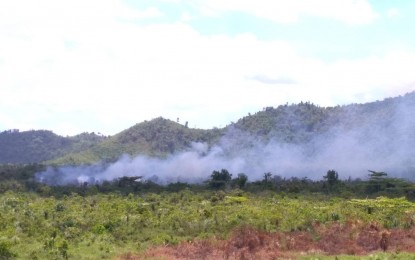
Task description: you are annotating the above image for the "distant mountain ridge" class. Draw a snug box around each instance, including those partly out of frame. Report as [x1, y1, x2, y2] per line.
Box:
[1, 91, 414, 165]
[0, 130, 107, 164]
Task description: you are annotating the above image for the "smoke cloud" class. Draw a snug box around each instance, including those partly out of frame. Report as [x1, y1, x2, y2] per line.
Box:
[36, 94, 415, 185]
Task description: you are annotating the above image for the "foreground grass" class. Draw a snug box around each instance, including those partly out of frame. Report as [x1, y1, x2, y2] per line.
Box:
[1, 190, 415, 259]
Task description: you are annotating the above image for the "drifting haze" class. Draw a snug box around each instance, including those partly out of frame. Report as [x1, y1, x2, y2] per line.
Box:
[36, 94, 415, 185]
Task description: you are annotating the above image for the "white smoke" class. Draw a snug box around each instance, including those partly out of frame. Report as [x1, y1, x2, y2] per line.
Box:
[36, 93, 415, 185]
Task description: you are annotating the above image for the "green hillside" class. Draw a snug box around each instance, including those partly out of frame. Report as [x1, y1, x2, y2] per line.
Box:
[0, 130, 106, 164]
[231, 92, 413, 143]
[231, 102, 331, 143]
[49, 117, 224, 165]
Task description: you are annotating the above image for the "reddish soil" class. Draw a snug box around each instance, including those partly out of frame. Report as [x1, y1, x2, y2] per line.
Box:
[123, 221, 415, 259]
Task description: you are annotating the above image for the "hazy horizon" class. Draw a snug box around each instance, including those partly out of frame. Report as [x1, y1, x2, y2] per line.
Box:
[2, 91, 414, 137]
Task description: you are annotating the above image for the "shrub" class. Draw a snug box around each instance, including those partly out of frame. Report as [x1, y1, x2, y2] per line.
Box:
[0, 240, 17, 259]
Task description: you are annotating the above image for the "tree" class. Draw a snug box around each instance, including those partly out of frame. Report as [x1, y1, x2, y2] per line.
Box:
[263, 172, 272, 184]
[366, 170, 391, 194]
[233, 173, 248, 189]
[324, 170, 339, 186]
[368, 170, 387, 179]
[209, 169, 232, 189]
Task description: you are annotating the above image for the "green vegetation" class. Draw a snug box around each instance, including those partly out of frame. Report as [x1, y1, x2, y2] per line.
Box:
[0, 130, 106, 164]
[0, 165, 414, 259]
[2, 92, 414, 165]
[48, 118, 224, 165]
[209, 169, 232, 189]
[1, 189, 415, 259]
[0, 92, 415, 258]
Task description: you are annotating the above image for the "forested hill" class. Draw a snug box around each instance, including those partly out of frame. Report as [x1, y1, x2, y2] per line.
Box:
[0, 130, 106, 164]
[231, 91, 415, 143]
[1, 91, 414, 165]
[49, 117, 224, 165]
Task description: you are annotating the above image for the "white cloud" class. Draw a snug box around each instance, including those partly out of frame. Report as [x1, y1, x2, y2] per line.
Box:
[180, 11, 192, 22]
[0, 1, 413, 135]
[386, 8, 399, 18]
[196, 0, 378, 25]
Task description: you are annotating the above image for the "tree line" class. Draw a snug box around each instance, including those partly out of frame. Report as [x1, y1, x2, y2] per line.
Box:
[1, 164, 414, 200]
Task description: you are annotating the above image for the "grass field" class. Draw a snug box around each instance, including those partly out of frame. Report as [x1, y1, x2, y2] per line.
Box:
[1, 190, 415, 259]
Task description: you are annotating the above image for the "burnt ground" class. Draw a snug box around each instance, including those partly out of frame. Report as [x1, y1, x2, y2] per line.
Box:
[121, 221, 415, 260]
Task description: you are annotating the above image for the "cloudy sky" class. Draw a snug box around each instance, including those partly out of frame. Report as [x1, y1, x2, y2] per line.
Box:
[1, 0, 415, 136]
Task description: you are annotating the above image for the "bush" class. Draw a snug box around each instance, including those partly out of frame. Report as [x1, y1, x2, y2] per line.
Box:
[0, 240, 16, 259]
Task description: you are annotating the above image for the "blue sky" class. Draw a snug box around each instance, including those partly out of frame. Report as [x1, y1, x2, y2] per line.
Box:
[1, 0, 415, 135]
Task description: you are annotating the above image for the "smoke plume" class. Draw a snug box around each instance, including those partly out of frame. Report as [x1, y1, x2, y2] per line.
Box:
[36, 93, 415, 185]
